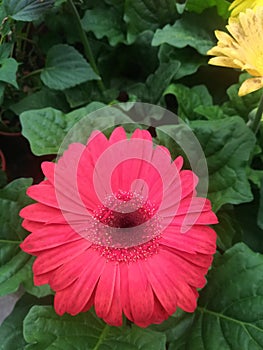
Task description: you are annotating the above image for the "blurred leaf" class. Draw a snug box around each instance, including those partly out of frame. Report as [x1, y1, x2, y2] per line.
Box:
[150, 308, 194, 344]
[0, 178, 51, 297]
[0, 83, 5, 105]
[127, 61, 180, 103]
[222, 73, 263, 121]
[0, 43, 12, 60]
[124, 0, 178, 43]
[258, 179, 263, 229]
[0, 58, 18, 88]
[20, 102, 111, 155]
[164, 84, 213, 120]
[3, 0, 55, 21]
[157, 117, 256, 212]
[235, 191, 263, 253]
[41, 44, 100, 90]
[215, 205, 242, 251]
[194, 105, 229, 120]
[10, 88, 69, 115]
[152, 11, 218, 55]
[0, 293, 52, 350]
[171, 243, 263, 349]
[191, 117, 256, 211]
[158, 45, 206, 80]
[186, 0, 230, 18]
[82, 4, 126, 46]
[23, 306, 166, 349]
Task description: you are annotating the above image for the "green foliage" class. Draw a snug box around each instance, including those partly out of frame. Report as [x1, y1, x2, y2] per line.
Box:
[0, 0, 263, 347]
[191, 117, 256, 211]
[81, 4, 127, 46]
[3, 0, 55, 21]
[172, 243, 263, 349]
[0, 179, 51, 297]
[40, 44, 100, 90]
[258, 179, 263, 229]
[186, 0, 230, 18]
[23, 306, 166, 349]
[0, 293, 52, 350]
[20, 102, 106, 155]
[124, 0, 178, 43]
[152, 10, 220, 55]
[0, 58, 18, 88]
[164, 84, 213, 120]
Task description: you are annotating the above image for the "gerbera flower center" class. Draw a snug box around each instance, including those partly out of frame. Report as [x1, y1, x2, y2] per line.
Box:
[89, 191, 162, 254]
[94, 191, 155, 228]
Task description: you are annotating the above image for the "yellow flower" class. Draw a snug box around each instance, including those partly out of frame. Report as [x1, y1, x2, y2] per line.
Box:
[207, 7, 263, 96]
[229, 0, 263, 17]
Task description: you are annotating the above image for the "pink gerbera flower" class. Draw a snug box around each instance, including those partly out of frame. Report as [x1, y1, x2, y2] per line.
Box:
[20, 127, 217, 327]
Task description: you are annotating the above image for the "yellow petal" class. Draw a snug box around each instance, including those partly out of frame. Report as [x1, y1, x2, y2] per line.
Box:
[238, 76, 263, 96]
[208, 57, 241, 69]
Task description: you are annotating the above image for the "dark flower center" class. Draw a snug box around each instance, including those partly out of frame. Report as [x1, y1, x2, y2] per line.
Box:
[90, 190, 161, 249]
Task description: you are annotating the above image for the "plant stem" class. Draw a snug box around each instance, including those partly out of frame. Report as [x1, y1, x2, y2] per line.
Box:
[251, 92, 263, 134]
[67, 0, 105, 92]
[0, 239, 21, 244]
[21, 68, 44, 80]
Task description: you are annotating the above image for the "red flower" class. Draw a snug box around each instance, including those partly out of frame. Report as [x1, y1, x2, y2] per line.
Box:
[20, 127, 217, 327]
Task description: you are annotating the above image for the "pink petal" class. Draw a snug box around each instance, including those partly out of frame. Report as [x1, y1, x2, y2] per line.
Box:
[95, 262, 122, 326]
[161, 225, 217, 254]
[32, 239, 91, 274]
[127, 261, 154, 325]
[54, 249, 105, 316]
[77, 131, 109, 210]
[22, 219, 44, 231]
[131, 128, 152, 141]
[119, 263, 133, 322]
[109, 126, 127, 144]
[157, 248, 207, 288]
[149, 296, 170, 325]
[27, 182, 59, 208]
[143, 255, 178, 315]
[41, 161, 55, 183]
[20, 224, 81, 254]
[20, 203, 62, 222]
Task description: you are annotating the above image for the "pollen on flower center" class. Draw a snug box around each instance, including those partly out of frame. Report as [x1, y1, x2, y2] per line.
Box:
[87, 190, 162, 253]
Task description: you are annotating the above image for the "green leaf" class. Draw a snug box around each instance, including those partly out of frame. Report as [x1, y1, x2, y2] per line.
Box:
[164, 84, 213, 120]
[258, 179, 263, 229]
[215, 205, 242, 251]
[127, 61, 180, 103]
[150, 308, 194, 344]
[82, 5, 126, 46]
[158, 45, 206, 80]
[0, 293, 53, 350]
[10, 88, 69, 115]
[3, 0, 55, 21]
[20, 102, 114, 155]
[152, 10, 218, 55]
[194, 105, 229, 120]
[173, 243, 263, 349]
[191, 117, 256, 211]
[0, 83, 5, 105]
[0, 178, 50, 297]
[0, 43, 12, 60]
[23, 306, 166, 349]
[0, 296, 30, 349]
[186, 0, 230, 18]
[124, 0, 178, 43]
[0, 58, 18, 88]
[235, 194, 263, 254]
[222, 73, 263, 121]
[40, 44, 100, 90]
[157, 117, 256, 212]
